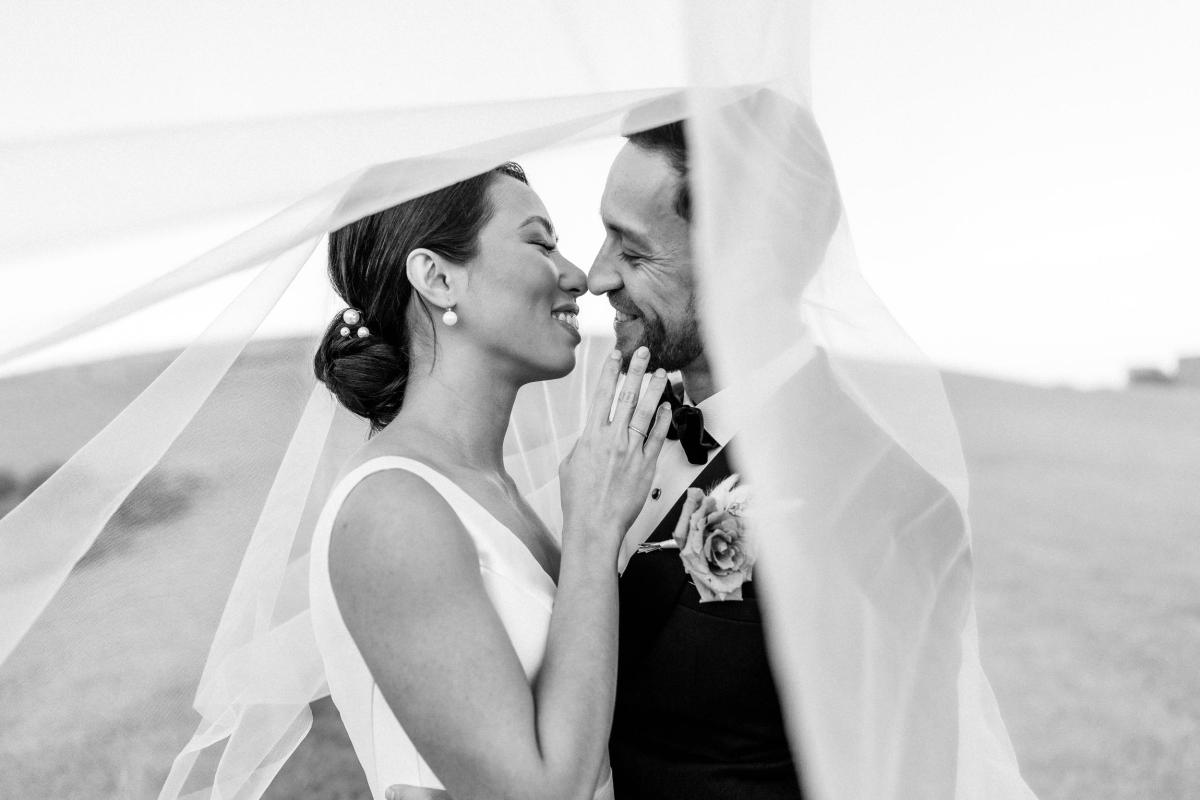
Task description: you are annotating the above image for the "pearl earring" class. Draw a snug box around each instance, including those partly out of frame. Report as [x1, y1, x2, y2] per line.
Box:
[442, 305, 458, 326]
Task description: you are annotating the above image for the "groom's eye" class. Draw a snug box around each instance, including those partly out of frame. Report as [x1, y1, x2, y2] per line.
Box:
[618, 250, 642, 264]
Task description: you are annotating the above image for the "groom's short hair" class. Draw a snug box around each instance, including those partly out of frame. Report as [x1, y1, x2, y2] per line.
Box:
[626, 122, 690, 223]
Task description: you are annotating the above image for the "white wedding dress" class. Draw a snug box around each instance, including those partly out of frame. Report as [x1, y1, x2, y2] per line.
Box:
[309, 456, 615, 800]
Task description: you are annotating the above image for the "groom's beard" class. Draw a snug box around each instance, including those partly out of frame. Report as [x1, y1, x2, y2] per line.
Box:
[620, 303, 703, 373]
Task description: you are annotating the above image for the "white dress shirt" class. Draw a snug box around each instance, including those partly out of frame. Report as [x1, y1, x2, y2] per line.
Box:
[614, 340, 814, 573]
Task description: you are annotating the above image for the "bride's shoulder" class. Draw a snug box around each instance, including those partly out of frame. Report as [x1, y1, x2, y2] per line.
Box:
[328, 466, 479, 594]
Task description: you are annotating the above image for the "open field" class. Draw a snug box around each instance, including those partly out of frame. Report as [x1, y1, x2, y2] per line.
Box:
[947, 374, 1200, 798]
[1, 340, 1197, 798]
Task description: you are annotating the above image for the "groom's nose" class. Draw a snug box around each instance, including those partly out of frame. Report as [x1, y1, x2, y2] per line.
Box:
[587, 249, 622, 296]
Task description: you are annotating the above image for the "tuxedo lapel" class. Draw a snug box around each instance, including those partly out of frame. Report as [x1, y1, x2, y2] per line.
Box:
[617, 445, 736, 675]
[645, 444, 735, 545]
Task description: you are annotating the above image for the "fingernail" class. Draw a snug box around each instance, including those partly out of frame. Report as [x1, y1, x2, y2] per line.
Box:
[654, 368, 666, 378]
[636, 346, 649, 358]
[610, 350, 622, 360]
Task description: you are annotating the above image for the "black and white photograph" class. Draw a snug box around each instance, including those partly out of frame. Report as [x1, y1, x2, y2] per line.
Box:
[1, 2, 1196, 799]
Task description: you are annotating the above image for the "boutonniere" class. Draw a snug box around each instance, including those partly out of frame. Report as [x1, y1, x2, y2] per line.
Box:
[637, 475, 756, 602]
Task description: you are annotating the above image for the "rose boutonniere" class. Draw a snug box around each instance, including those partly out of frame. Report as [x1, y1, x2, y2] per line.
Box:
[637, 475, 755, 602]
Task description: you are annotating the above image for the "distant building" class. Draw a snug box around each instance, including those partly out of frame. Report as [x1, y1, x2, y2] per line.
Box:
[1129, 356, 1200, 388]
[1128, 366, 1176, 386]
[1178, 356, 1200, 386]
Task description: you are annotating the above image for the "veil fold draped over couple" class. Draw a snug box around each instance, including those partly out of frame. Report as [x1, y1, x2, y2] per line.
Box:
[0, 3, 1037, 799]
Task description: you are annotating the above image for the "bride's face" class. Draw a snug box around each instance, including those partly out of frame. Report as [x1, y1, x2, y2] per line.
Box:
[457, 176, 586, 381]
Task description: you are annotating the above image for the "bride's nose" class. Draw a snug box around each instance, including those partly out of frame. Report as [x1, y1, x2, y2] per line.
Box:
[554, 252, 587, 297]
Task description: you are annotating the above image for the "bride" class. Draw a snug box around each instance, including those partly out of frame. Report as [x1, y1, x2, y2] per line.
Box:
[307, 161, 671, 800]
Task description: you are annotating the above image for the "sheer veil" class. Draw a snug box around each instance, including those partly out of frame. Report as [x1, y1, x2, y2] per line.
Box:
[0, 2, 1034, 798]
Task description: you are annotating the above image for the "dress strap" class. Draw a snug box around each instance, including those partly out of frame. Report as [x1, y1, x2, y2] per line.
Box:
[331, 456, 557, 601]
[338, 456, 494, 530]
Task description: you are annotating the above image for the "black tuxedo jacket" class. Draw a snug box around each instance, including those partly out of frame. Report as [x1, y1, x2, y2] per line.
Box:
[610, 443, 804, 800]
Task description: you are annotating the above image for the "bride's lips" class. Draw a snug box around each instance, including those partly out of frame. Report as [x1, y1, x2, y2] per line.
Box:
[551, 304, 581, 341]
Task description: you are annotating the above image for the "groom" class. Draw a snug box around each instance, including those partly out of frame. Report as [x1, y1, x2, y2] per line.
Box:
[588, 122, 804, 800]
[387, 121, 805, 800]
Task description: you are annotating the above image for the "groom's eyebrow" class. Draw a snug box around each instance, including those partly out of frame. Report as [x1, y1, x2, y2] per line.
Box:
[520, 215, 558, 241]
[603, 219, 653, 253]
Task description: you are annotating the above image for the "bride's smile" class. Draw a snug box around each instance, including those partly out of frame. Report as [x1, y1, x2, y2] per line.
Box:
[551, 303, 581, 338]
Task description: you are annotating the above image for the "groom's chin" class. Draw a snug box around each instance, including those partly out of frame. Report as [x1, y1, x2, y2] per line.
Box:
[613, 329, 645, 369]
[615, 339, 642, 370]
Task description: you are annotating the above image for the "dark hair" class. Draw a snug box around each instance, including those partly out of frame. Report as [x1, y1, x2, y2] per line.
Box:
[626, 121, 690, 221]
[314, 162, 528, 432]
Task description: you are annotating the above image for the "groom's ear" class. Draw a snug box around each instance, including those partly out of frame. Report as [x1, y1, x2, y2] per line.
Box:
[405, 248, 467, 309]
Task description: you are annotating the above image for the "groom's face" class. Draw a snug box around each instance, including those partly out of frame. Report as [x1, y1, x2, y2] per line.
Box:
[589, 143, 702, 372]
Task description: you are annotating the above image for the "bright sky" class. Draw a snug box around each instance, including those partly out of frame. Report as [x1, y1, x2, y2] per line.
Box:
[810, 0, 1200, 386]
[1, 0, 1197, 387]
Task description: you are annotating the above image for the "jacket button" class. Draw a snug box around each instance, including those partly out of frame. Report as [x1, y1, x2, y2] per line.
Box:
[650, 488, 662, 500]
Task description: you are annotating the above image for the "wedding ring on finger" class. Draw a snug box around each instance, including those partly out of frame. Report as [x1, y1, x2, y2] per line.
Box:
[628, 424, 649, 439]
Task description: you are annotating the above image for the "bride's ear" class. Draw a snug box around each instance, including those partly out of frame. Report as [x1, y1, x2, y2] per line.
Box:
[405, 248, 467, 310]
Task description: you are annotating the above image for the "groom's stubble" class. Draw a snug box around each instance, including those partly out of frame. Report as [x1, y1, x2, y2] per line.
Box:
[617, 290, 704, 373]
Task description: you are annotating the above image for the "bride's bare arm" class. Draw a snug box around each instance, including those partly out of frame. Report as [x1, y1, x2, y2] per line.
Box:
[330, 349, 670, 800]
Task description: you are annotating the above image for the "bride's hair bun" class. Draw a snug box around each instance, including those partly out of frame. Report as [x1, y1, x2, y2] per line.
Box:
[313, 162, 528, 432]
[314, 314, 408, 431]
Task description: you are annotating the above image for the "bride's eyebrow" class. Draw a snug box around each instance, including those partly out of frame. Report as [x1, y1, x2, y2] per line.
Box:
[519, 215, 557, 241]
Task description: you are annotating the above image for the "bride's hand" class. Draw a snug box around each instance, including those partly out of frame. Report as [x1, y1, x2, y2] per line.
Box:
[559, 346, 672, 548]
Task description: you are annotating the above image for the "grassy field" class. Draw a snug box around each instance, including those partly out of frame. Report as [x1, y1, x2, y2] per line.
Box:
[1, 341, 1197, 798]
[947, 374, 1200, 798]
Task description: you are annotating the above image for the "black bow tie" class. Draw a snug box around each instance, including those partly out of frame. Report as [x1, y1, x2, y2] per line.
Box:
[660, 383, 720, 465]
